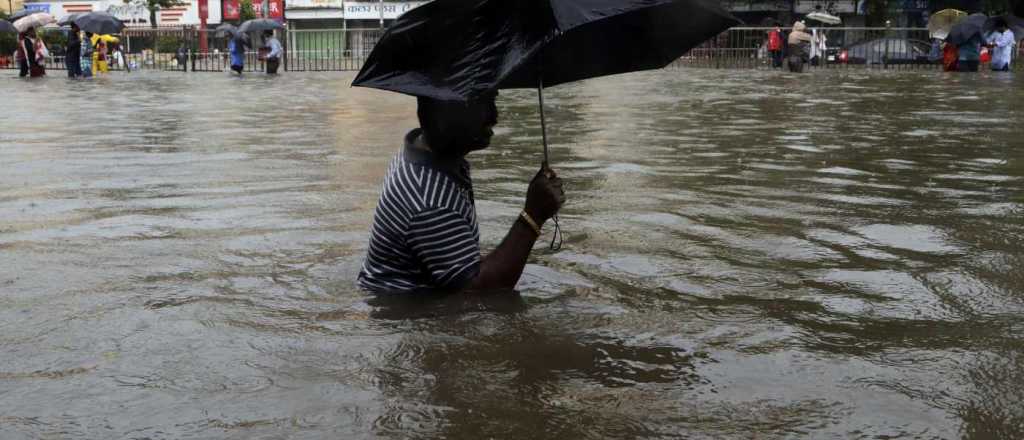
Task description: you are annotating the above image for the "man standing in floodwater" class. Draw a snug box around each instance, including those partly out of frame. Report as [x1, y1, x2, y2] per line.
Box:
[263, 31, 282, 74]
[358, 93, 566, 294]
[957, 33, 983, 72]
[987, 20, 1015, 72]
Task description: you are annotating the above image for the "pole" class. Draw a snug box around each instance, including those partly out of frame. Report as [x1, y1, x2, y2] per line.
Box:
[537, 76, 562, 251]
[537, 78, 549, 167]
[379, 0, 384, 29]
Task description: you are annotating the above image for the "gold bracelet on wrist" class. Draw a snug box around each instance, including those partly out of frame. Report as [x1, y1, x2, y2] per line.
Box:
[519, 211, 542, 237]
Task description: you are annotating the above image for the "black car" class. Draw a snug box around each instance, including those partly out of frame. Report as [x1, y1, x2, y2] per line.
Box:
[838, 37, 933, 65]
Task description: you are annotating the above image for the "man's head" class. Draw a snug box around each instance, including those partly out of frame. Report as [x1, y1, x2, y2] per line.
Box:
[995, 19, 1008, 32]
[71, 23, 79, 32]
[264, 30, 274, 39]
[417, 91, 498, 158]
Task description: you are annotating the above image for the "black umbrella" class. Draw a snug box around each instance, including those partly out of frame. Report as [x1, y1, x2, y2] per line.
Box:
[57, 13, 80, 27]
[946, 13, 987, 45]
[238, 18, 284, 34]
[353, 0, 738, 248]
[0, 20, 16, 34]
[354, 0, 737, 160]
[73, 12, 124, 35]
[216, 23, 239, 38]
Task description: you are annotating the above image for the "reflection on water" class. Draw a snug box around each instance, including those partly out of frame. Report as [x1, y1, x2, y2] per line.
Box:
[1, 69, 1022, 439]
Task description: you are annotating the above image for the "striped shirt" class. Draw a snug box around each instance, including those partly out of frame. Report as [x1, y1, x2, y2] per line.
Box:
[358, 129, 481, 294]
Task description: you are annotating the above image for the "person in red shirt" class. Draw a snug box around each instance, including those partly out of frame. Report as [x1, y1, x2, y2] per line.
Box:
[942, 41, 958, 72]
[767, 25, 784, 68]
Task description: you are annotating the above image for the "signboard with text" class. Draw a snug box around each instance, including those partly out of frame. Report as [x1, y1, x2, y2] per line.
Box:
[223, 0, 240, 20]
[253, 0, 285, 19]
[25, 3, 51, 13]
[287, 0, 343, 8]
[344, 1, 426, 19]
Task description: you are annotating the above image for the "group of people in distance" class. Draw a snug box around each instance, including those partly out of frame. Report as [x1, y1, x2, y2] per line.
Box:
[765, 18, 1017, 74]
[227, 30, 283, 76]
[766, 21, 826, 73]
[15, 23, 123, 78]
[934, 19, 1015, 72]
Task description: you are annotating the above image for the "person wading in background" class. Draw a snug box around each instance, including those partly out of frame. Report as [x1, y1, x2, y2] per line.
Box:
[987, 19, 1015, 71]
[787, 21, 812, 73]
[263, 30, 282, 74]
[767, 24, 784, 68]
[66, 23, 82, 78]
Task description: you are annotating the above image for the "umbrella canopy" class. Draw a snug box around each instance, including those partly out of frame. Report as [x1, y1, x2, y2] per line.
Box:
[0, 20, 17, 34]
[929, 8, 968, 39]
[352, 0, 740, 102]
[806, 11, 841, 25]
[57, 13, 80, 27]
[238, 19, 284, 34]
[946, 13, 987, 45]
[8, 9, 36, 22]
[13, 12, 55, 32]
[74, 12, 124, 35]
[216, 23, 239, 38]
[90, 34, 120, 45]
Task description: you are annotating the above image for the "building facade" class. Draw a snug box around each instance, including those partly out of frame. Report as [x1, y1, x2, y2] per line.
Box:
[18, 0, 224, 27]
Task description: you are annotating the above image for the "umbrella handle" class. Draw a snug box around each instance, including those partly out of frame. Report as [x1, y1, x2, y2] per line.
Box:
[538, 77, 549, 167]
[537, 77, 562, 251]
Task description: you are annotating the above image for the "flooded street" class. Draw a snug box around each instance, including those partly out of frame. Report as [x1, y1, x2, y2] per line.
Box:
[1, 68, 1022, 439]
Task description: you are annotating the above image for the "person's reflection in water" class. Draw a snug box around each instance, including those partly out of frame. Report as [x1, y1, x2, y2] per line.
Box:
[358, 92, 566, 295]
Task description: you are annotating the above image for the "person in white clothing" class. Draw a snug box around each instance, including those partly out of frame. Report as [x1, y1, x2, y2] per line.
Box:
[987, 20, 1015, 72]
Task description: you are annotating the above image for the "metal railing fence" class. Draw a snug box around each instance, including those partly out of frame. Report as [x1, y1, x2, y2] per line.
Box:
[672, 26, 1024, 71]
[4, 26, 1022, 73]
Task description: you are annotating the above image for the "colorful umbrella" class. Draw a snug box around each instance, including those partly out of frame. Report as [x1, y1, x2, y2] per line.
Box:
[13, 12, 55, 33]
[929, 9, 969, 40]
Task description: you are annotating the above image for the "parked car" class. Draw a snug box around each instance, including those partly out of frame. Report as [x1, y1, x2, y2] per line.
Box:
[838, 37, 933, 65]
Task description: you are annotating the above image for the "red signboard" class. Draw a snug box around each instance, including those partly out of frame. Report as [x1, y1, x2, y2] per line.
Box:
[222, 0, 240, 20]
[253, 0, 284, 19]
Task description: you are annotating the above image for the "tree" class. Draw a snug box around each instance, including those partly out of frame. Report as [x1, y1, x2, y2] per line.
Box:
[140, 0, 187, 28]
[239, 0, 256, 22]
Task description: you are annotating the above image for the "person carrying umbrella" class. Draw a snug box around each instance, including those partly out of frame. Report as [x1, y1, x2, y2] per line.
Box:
[19, 27, 46, 77]
[15, 29, 30, 77]
[66, 23, 82, 78]
[356, 92, 567, 294]
[262, 30, 282, 74]
[229, 34, 247, 75]
[352, 0, 737, 294]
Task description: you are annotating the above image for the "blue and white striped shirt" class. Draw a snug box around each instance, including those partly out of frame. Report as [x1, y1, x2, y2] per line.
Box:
[358, 129, 481, 294]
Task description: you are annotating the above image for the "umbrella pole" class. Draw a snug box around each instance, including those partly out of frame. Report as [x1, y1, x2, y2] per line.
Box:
[538, 79, 550, 167]
[537, 78, 562, 250]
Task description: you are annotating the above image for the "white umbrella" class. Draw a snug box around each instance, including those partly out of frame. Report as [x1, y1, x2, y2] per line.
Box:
[13, 12, 55, 32]
[806, 11, 841, 25]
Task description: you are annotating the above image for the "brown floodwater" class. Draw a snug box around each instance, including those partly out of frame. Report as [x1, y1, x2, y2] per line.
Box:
[1, 68, 1022, 439]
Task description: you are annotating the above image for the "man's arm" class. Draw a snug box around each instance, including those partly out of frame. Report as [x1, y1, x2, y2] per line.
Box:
[466, 167, 565, 292]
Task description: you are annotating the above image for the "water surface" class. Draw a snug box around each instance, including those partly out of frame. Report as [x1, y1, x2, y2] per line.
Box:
[1, 68, 1022, 439]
